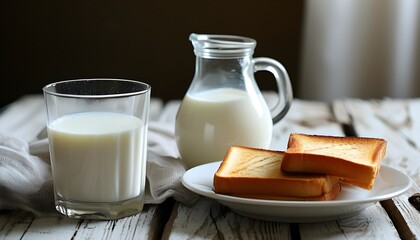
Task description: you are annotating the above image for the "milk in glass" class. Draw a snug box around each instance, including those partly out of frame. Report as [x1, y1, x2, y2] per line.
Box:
[48, 112, 145, 202]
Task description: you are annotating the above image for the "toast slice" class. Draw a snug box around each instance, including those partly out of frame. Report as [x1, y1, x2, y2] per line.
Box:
[281, 133, 387, 189]
[213, 146, 341, 201]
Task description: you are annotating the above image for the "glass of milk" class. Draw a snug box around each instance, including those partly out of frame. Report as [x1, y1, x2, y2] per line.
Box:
[43, 79, 150, 220]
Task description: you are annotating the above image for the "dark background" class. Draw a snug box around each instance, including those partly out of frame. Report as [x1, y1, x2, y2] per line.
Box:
[1, 1, 304, 107]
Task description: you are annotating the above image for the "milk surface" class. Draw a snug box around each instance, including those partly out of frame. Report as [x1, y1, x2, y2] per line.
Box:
[175, 88, 272, 168]
[48, 112, 146, 202]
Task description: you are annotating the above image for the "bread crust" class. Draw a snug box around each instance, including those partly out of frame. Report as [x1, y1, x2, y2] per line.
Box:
[232, 182, 341, 201]
[281, 133, 387, 189]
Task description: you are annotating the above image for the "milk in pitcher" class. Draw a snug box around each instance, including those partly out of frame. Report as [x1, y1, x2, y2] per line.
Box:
[175, 88, 272, 168]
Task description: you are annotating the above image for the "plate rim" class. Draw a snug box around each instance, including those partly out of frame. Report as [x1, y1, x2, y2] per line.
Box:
[182, 161, 413, 208]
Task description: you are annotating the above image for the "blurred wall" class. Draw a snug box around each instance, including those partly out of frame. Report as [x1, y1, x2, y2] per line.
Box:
[299, 0, 420, 101]
[1, 0, 304, 107]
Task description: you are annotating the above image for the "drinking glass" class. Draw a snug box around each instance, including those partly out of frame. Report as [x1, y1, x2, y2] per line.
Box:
[43, 78, 150, 220]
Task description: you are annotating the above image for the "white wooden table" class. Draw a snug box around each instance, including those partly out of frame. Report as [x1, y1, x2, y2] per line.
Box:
[1, 95, 419, 240]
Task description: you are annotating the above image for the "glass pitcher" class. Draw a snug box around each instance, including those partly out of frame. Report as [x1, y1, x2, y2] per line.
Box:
[175, 33, 293, 169]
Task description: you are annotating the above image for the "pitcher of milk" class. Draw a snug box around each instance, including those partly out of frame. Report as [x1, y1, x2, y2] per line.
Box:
[175, 33, 293, 169]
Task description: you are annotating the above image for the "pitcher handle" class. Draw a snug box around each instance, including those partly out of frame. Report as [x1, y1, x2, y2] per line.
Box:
[253, 57, 293, 124]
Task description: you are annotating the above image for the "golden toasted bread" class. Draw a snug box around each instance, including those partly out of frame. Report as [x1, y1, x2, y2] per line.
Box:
[214, 146, 341, 200]
[281, 133, 387, 189]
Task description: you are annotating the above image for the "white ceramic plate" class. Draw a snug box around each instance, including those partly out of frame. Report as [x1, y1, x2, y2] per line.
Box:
[182, 161, 412, 223]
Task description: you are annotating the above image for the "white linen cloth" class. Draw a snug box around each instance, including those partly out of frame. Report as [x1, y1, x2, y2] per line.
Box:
[0, 96, 199, 216]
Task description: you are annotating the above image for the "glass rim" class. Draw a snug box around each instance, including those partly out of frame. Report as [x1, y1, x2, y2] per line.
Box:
[43, 78, 151, 99]
[189, 33, 256, 59]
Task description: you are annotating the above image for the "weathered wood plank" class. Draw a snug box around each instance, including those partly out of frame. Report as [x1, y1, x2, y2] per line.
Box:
[371, 99, 420, 150]
[65, 206, 157, 240]
[0, 210, 36, 240]
[21, 215, 82, 240]
[389, 185, 420, 238]
[0, 205, 164, 240]
[271, 99, 344, 151]
[300, 203, 401, 240]
[164, 199, 291, 240]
